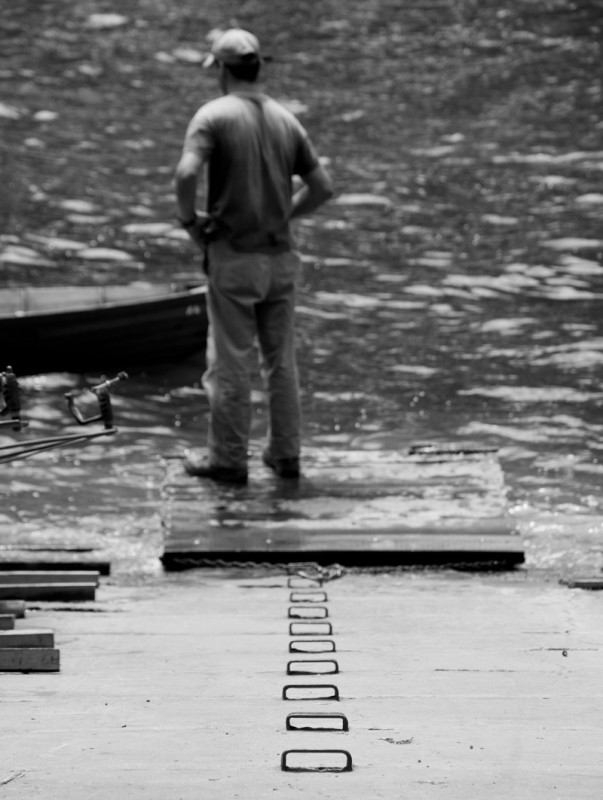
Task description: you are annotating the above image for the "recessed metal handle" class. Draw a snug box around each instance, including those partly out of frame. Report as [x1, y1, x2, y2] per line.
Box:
[289, 639, 336, 654]
[287, 659, 339, 675]
[288, 605, 328, 619]
[288, 577, 323, 589]
[290, 591, 328, 603]
[282, 684, 340, 701]
[281, 749, 353, 772]
[286, 712, 349, 732]
[289, 621, 333, 636]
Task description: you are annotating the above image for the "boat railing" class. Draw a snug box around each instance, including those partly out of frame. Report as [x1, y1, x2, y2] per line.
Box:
[0, 367, 127, 463]
[0, 283, 202, 317]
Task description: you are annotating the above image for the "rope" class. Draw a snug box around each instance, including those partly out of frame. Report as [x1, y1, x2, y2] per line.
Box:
[162, 556, 346, 582]
[161, 555, 514, 576]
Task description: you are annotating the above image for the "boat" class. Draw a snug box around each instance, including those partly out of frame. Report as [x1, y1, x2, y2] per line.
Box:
[0, 283, 207, 375]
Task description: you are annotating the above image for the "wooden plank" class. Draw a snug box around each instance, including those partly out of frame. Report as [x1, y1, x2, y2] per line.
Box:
[161, 447, 524, 568]
[0, 648, 60, 672]
[0, 600, 26, 618]
[0, 558, 111, 575]
[562, 577, 603, 591]
[0, 614, 15, 630]
[0, 628, 55, 648]
[0, 583, 96, 601]
[0, 571, 100, 585]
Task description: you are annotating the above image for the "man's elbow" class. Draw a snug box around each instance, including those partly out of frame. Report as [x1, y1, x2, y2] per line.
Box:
[315, 177, 334, 206]
[174, 162, 195, 188]
[174, 153, 201, 186]
[304, 165, 334, 205]
[318, 178, 334, 203]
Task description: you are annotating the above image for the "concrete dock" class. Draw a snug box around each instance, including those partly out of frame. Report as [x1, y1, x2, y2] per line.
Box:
[1, 569, 602, 798]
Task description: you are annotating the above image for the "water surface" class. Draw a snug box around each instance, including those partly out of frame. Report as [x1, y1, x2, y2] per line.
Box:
[1, 1, 602, 578]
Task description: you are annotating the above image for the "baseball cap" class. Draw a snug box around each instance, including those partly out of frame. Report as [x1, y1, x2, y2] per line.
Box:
[203, 28, 270, 68]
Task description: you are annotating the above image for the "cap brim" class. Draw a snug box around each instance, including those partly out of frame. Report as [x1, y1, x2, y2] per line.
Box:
[202, 53, 273, 69]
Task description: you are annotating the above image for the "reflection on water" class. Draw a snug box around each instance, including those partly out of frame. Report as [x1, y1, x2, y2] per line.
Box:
[1, 1, 602, 577]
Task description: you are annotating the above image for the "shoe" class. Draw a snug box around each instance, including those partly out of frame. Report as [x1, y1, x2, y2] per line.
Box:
[183, 451, 248, 485]
[262, 450, 300, 479]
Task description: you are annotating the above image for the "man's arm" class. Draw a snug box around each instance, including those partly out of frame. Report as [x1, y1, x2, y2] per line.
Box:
[174, 150, 204, 222]
[174, 150, 210, 249]
[290, 164, 334, 220]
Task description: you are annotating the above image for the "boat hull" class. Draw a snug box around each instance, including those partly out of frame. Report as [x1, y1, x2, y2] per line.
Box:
[1, 286, 208, 375]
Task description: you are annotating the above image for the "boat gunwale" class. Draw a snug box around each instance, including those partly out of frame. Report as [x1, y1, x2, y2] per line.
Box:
[0, 284, 206, 321]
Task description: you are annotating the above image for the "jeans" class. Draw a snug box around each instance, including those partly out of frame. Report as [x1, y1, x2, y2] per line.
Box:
[203, 240, 302, 470]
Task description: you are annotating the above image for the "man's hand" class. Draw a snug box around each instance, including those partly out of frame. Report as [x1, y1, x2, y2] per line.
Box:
[181, 211, 211, 251]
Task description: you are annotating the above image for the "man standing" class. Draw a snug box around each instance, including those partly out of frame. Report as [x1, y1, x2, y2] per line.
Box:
[175, 28, 333, 485]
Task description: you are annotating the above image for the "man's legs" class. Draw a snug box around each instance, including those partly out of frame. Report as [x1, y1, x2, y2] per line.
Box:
[256, 251, 302, 464]
[202, 243, 267, 470]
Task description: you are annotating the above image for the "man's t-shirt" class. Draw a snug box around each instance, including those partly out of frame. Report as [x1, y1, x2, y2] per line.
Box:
[182, 92, 319, 253]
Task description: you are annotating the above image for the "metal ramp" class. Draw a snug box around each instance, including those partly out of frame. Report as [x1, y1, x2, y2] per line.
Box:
[160, 445, 524, 570]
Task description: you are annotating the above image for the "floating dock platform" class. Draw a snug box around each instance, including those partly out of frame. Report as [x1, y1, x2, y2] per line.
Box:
[161, 445, 524, 570]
